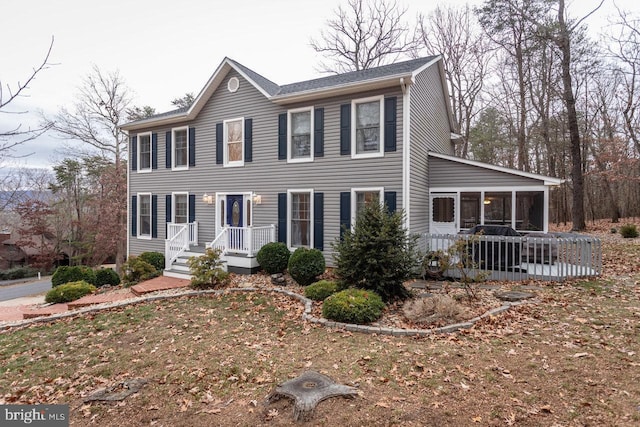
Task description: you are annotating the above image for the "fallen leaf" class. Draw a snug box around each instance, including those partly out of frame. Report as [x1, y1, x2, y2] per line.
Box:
[472, 416, 482, 423]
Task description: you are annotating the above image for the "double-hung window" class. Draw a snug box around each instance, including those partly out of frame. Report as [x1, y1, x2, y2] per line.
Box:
[173, 193, 188, 224]
[351, 187, 383, 225]
[138, 132, 152, 171]
[288, 190, 313, 248]
[352, 96, 384, 158]
[172, 127, 188, 169]
[288, 107, 313, 162]
[224, 118, 244, 167]
[138, 193, 151, 238]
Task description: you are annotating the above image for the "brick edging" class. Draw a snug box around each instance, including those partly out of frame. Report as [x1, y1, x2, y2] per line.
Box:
[0, 287, 537, 335]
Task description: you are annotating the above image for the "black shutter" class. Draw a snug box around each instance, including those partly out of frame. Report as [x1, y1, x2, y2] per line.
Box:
[188, 194, 196, 223]
[151, 194, 158, 238]
[339, 191, 351, 238]
[152, 133, 158, 169]
[216, 123, 223, 164]
[384, 97, 397, 152]
[340, 104, 351, 155]
[244, 119, 252, 163]
[131, 136, 137, 171]
[384, 191, 397, 214]
[165, 194, 172, 229]
[314, 108, 324, 157]
[165, 131, 172, 168]
[278, 113, 287, 160]
[314, 192, 324, 251]
[189, 127, 196, 167]
[131, 195, 137, 236]
[277, 193, 287, 243]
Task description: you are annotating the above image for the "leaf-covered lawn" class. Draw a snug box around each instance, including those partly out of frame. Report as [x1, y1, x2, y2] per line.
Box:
[1, 224, 639, 426]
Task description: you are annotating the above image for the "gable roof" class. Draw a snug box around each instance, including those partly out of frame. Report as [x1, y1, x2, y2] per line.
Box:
[121, 55, 442, 131]
[429, 152, 564, 186]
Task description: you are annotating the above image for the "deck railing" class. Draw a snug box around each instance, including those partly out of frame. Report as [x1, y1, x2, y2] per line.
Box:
[165, 224, 190, 270]
[422, 232, 602, 281]
[167, 222, 198, 245]
[208, 225, 276, 257]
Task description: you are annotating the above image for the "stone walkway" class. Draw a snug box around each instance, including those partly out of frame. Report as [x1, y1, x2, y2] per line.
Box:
[0, 276, 190, 323]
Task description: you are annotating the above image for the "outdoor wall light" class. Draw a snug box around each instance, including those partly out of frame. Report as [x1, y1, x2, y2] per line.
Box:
[252, 194, 262, 205]
[483, 198, 491, 205]
[202, 193, 214, 204]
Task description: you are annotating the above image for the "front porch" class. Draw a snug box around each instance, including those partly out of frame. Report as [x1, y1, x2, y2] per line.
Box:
[163, 222, 275, 279]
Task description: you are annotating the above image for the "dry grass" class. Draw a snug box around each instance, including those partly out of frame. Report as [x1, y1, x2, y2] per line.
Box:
[402, 294, 473, 325]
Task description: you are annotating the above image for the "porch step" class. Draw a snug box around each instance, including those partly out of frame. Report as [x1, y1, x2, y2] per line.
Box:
[163, 269, 193, 280]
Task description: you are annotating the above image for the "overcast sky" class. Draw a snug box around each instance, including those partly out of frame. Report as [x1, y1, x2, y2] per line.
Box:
[1, 0, 635, 169]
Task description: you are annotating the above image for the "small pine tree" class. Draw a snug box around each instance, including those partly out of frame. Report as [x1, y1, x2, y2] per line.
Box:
[332, 203, 419, 302]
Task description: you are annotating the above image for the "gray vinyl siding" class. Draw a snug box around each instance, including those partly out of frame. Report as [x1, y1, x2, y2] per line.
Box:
[129, 69, 405, 265]
[409, 63, 453, 236]
[428, 156, 542, 187]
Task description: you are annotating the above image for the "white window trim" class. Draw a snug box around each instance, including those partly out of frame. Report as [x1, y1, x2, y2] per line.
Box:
[171, 126, 189, 171]
[350, 187, 384, 229]
[223, 117, 244, 168]
[137, 132, 152, 173]
[287, 189, 314, 250]
[137, 192, 152, 239]
[287, 106, 314, 163]
[172, 191, 189, 224]
[351, 95, 384, 159]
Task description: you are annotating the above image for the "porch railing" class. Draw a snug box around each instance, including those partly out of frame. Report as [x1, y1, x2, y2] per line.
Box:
[165, 224, 190, 270]
[422, 232, 602, 282]
[167, 222, 198, 245]
[208, 225, 276, 257]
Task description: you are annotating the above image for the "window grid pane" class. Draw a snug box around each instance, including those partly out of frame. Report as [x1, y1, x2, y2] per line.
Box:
[139, 195, 151, 236]
[356, 191, 379, 218]
[174, 194, 188, 224]
[291, 193, 310, 247]
[174, 129, 187, 167]
[139, 135, 151, 169]
[226, 120, 243, 163]
[291, 111, 311, 159]
[356, 101, 380, 154]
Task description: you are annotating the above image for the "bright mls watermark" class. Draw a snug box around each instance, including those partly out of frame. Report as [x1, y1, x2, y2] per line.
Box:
[1, 405, 69, 426]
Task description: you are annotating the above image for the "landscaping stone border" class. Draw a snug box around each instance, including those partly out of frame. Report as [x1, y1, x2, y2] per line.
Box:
[0, 287, 538, 335]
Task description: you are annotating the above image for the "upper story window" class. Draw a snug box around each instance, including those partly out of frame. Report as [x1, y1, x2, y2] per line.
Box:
[138, 132, 152, 172]
[288, 107, 313, 162]
[138, 193, 151, 238]
[352, 96, 384, 158]
[173, 193, 188, 224]
[224, 118, 244, 167]
[172, 127, 188, 170]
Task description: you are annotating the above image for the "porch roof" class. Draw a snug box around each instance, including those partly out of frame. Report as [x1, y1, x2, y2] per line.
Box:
[428, 152, 563, 187]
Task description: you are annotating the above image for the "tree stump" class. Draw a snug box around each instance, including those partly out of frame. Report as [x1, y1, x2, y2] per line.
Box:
[266, 371, 358, 422]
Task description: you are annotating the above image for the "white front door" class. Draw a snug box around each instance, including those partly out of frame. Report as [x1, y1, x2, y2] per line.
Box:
[429, 193, 458, 251]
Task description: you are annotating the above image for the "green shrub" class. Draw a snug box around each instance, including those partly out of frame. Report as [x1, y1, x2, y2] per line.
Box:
[51, 265, 97, 287]
[287, 247, 325, 286]
[0, 266, 37, 281]
[95, 268, 121, 287]
[619, 224, 639, 238]
[121, 256, 159, 286]
[332, 203, 419, 302]
[138, 251, 165, 271]
[256, 242, 291, 274]
[322, 288, 385, 324]
[45, 281, 96, 304]
[188, 248, 230, 289]
[304, 280, 339, 301]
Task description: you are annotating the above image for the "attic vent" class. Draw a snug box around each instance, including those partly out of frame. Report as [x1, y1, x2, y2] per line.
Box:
[228, 77, 239, 93]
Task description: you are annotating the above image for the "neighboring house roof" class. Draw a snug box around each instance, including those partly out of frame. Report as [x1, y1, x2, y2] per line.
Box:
[121, 55, 445, 131]
[428, 152, 564, 186]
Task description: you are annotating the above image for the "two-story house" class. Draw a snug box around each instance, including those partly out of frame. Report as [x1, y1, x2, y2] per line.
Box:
[122, 56, 561, 277]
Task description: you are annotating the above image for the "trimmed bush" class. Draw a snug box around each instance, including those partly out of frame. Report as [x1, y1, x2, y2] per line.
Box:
[619, 224, 639, 238]
[45, 281, 96, 304]
[121, 256, 159, 287]
[51, 265, 97, 287]
[188, 248, 230, 289]
[322, 288, 385, 324]
[304, 280, 339, 301]
[288, 247, 325, 287]
[95, 268, 121, 287]
[332, 202, 419, 302]
[256, 242, 291, 274]
[139, 251, 165, 271]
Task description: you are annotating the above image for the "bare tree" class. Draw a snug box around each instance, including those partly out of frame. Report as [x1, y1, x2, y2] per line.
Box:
[416, 5, 491, 158]
[310, 0, 418, 73]
[0, 38, 54, 163]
